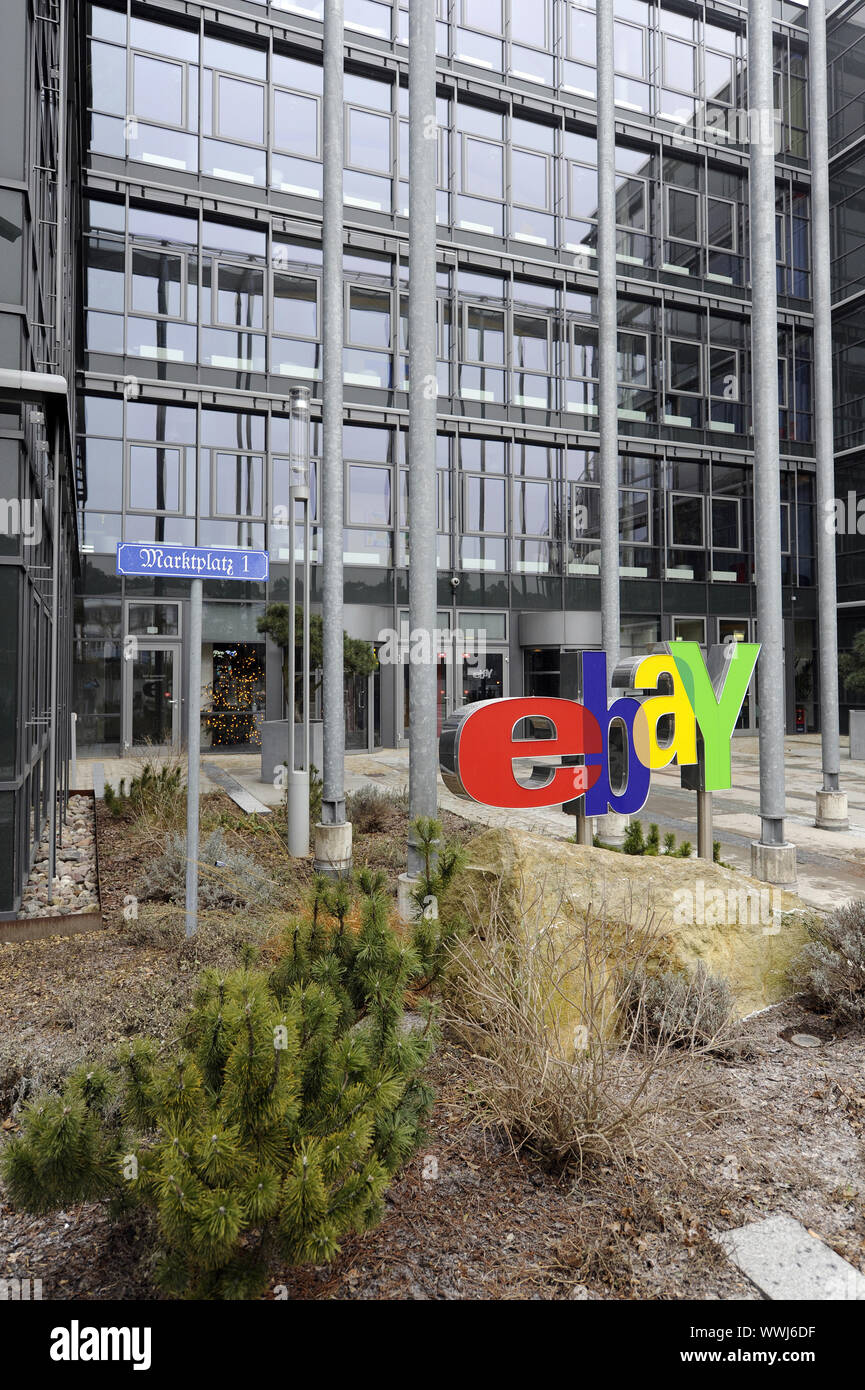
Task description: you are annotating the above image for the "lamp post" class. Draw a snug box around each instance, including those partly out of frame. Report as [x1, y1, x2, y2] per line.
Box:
[809, 0, 848, 831]
[315, 0, 352, 877]
[593, 0, 627, 850]
[402, 0, 438, 905]
[747, 0, 797, 885]
[286, 386, 311, 857]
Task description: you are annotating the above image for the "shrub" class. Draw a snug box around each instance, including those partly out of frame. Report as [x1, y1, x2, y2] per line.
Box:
[138, 828, 277, 910]
[790, 901, 865, 1022]
[443, 871, 722, 1173]
[624, 962, 736, 1053]
[104, 753, 185, 828]
[2, 880, 437, 1299]
[406, 816, 469, 990]
[646, 824, 660, 856]
[623, 821, 646, 856]
[673, 840, 693, 859]
[345, 786, 401, 835]
[663, 832, 676, 855]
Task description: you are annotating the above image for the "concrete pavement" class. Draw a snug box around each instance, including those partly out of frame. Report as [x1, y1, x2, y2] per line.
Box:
[76, 733, 865, 912]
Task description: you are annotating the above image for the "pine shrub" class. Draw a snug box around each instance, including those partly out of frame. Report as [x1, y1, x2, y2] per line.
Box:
[1, 874, 439, 1299]
[623, 821, 646, 855]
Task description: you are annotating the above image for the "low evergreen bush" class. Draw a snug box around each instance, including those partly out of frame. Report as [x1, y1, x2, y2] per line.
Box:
[1, 869, 443, 1299]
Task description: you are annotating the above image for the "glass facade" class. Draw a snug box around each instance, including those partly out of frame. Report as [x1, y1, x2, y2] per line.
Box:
[73, 0, 826, 756]
[0, 2, 78, 914]
[831, 0, 865, 729]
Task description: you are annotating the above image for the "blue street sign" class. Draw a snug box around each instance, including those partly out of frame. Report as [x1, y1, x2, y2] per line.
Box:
[116, 542, 269, 582]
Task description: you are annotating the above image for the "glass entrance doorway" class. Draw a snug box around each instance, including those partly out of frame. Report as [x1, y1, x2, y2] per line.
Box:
[459, 650, 506, 704]
[346, 660, 383, 752]
[126, 645, 179, 749]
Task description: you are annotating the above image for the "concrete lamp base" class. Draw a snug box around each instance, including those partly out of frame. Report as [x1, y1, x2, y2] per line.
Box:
[397, 873, 421, 924]
[750, 840, 798, 888]
[595, 811, 629, 848]
[815, 789, 849, 832]
[313, 821, 352, 878]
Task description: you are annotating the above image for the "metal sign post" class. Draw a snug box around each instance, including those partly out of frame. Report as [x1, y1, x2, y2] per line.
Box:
[285, 387, 312, 857]
[185, 578, 203, 936]
[116, 542, 269, 935]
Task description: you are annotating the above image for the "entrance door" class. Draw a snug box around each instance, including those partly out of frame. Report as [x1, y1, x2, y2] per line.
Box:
[402, 653, 452, 743]
[126, 645, 180, 750]
[458, 649, 508, 704]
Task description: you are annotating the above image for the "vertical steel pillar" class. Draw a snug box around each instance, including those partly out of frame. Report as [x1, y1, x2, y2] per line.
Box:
[809, 0, 848, 830]
[316, 0, 351, 872]
[596, 1, 620, 680]
[47, 0, 68, 899]
[405, 0, 438, 883]
[47, 424, 61, 903]
[287, 387, 311, 856]
[593, 1, 626, 843]
[748, 0, 797, 882]
[185, 578, 203, 937]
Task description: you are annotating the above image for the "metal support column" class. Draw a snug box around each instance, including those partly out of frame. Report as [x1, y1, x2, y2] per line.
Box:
[748, 0, 797, 882]
[596, 0, 620, 679]
[47, 423, 61, 903]
[286, 387, 311, 856]
[405, 0, 438, 883]
[809, 0, 848, 830]
[594, 1, 624, 842]
[316, 0, 352, 874]
[185, 578, 203, 937]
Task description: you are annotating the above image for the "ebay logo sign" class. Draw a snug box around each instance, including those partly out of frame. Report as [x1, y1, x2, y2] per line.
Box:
[439, 641, 760, 817]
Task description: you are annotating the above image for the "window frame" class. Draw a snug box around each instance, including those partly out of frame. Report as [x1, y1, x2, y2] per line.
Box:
[127, 245, 188, 322]
[669, 491, 706, 550]
[212, 70, 267, 147]
[210, 258, 266, 331]
[126, 442, 185, 517]
[129, 49, 190, 132]
[210, 450, 266, 521]
[272, 84, 321, 158]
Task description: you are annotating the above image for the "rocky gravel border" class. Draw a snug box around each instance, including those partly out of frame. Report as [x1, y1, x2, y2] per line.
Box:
[16, 795, 99, 919]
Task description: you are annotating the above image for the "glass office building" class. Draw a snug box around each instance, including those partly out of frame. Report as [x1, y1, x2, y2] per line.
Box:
[74, 0, 822, 758]
[0, 0, 77, 915]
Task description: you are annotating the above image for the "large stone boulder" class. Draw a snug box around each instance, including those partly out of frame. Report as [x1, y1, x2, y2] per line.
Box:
[447, 828, 811, 1027]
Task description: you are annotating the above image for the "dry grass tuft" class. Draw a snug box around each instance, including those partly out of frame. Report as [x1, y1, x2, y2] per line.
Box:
[443, 868, 734, 1176]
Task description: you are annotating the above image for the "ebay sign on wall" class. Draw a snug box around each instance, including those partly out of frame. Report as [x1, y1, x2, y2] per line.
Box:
[439, 642, 760, 817]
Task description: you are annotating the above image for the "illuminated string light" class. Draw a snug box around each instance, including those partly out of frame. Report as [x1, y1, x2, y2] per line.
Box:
[202, 647, 265, 747]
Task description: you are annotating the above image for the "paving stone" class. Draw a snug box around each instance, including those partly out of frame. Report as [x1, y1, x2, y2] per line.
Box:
[202, 762, 272, 815]
[718, 1214, 865, 1300]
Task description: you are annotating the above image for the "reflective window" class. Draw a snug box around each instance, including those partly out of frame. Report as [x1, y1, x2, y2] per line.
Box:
[348, 465, 391, 526]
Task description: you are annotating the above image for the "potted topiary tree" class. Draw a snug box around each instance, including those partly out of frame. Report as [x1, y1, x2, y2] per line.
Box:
[257, 602, 378, 782]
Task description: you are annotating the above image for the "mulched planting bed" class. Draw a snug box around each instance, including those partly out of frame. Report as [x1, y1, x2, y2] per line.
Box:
[1, 794, 863, 1300]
